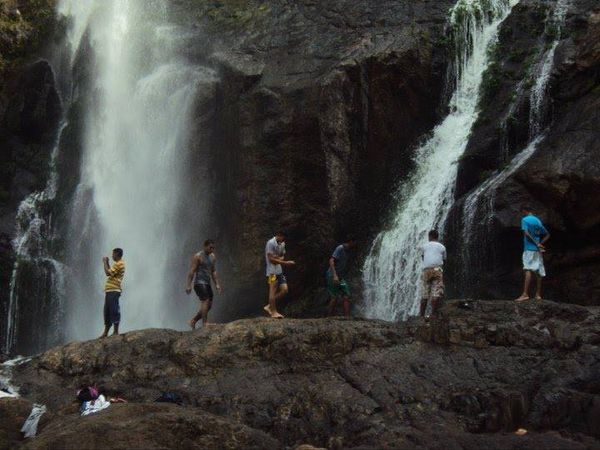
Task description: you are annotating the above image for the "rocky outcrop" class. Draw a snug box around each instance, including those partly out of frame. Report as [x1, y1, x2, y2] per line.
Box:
[1, 300, 599, 449]
[447, 0, 600, 303]
[0, 0, 62, 356]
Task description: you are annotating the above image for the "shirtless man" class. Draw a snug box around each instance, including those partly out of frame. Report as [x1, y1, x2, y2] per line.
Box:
[185, 239, 221, 329]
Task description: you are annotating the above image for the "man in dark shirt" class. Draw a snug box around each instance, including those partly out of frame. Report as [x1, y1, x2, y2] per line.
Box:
[326, 236, 356, 317]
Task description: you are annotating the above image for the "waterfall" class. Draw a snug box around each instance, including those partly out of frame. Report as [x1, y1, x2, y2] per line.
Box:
[459, 0, 570, 291]
[361, 0, 518, 321]
[3, 125, 67, 355]
[59, 0, 216, 341]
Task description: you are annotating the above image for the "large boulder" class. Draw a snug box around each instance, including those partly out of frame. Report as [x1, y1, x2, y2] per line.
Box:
[1, 300, 598, 449]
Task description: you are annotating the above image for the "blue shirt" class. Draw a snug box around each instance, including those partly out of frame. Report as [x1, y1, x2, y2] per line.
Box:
[521, 214, 548, 251]
[327, 244, 349, 278]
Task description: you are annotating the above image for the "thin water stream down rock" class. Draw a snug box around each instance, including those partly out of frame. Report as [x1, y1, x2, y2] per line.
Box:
[1, 300, 599, 449]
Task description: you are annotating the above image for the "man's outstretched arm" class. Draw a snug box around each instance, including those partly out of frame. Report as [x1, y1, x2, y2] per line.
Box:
[268, 253, 295, 266]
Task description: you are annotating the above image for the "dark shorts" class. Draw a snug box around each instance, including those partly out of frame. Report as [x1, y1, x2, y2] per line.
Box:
[104, 291, 121, 327]
[267, 274, 287, 286]
[194, 283, 213, 301]
[326, 276, 351, 299]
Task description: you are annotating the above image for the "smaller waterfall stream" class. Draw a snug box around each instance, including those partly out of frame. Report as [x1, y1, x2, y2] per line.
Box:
[459, 0, 571, 287]
[4, 124, 67, 355]
[361, 0, 518, 321]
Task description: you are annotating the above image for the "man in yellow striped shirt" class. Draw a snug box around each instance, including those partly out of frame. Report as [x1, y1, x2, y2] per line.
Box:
[100, 248, 125, 338]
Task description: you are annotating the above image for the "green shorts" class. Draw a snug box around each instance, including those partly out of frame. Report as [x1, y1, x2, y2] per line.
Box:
[326, 276, 351, 298]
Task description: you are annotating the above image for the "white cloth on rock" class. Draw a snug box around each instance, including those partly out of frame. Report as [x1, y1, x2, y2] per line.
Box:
[81, 394, 110, 416]
[21, 404, 46, 438]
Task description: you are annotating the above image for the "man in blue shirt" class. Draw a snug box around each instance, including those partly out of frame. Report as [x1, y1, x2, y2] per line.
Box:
[515, 206, 550, 302]
[327, 236, 356, 317]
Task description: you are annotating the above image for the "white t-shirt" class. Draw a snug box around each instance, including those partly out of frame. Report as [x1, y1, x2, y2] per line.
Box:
[265, 237, 285, 275]
[422, 241, 446, 269]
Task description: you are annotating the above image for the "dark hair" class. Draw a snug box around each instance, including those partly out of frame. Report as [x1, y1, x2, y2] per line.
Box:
[520, 205, 532, 212]
[428, 230, 439, 240]
[344, 234, 357, 243]
[113, 248, 123, 258]
[204, 239, 215, 247]
[274, 230, 286, 237]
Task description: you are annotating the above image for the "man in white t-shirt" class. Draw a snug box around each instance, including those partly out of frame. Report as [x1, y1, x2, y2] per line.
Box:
[420, 229, 447, 317]
[264, 231, 295, 318]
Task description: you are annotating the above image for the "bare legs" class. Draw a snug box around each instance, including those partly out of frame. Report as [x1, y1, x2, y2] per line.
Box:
[264, 283, 287, 318]
[100, 323, 119, 338]
[535, 276, 543, 300]
[328, 297, 351, 317]
[516, 271, 543, 302]
[419, 297, 441, 318]
[189, 300, 212, 329]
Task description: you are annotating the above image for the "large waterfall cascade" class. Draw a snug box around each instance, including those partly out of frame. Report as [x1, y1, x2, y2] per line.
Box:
[61, 0, 216, 342]
[361, 0, 519, 321]
[4, 0, 217, 354]
[460, 0, 571, 285]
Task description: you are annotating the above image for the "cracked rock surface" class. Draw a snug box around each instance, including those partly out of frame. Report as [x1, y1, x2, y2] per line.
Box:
[1, 300, 598, 449]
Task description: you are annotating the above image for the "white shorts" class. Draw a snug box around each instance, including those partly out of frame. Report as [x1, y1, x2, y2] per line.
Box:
[523, 251, 546, 277]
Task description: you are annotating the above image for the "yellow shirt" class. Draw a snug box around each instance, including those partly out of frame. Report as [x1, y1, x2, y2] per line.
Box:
[104, 259, 125, 292]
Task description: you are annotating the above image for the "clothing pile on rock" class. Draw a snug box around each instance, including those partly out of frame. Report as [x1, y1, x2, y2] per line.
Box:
[77, 386, 110, 416]
[21, 404, 46, 438]
[155, 392, 183, 405]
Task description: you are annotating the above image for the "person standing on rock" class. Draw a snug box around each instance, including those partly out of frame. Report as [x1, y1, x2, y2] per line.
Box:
[100, 248, 125, 338]
[326, 236, 356, 317]
[515, 206, 550, 302]
[420, 230, 446, 317]
[185, 239, 221, 329]
[264, 231, 295, 318]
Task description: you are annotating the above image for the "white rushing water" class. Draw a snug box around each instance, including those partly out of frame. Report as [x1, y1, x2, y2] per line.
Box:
[4, 124, 68, 355]
[460, 0, 571, 284]
[59, 0, 215, 340]
[361, 0, 518, 321]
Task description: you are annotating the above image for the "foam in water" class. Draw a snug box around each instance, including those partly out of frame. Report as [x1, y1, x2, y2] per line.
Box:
[361, 0, 518, 321]
[60, 0, 216, 341]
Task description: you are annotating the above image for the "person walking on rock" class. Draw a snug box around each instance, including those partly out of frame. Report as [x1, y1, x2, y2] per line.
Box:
[326, 236, 356, 317]
[264, 231, 295, 318]
[100, 248, 125, 338]
[420, 230, 446, 317]
[515, 206, 550, 302]
[185, 239, 221, 329]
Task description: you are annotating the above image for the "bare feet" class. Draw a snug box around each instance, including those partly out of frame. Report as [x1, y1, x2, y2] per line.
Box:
[263, 305, 272, 316]
[534, 296, 542, 301]
[99, 334, 107, 339]
[514, 295, 529, 303]
[272, 312, 284, 319]
[188, 319, 196, 330]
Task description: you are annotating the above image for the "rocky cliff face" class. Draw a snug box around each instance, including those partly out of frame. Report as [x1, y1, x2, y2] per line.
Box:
[0, 0, 62, 355]
[2, 300, 599, 449]
[446, 0, 600, 304]
[164, 0, 457, 317]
